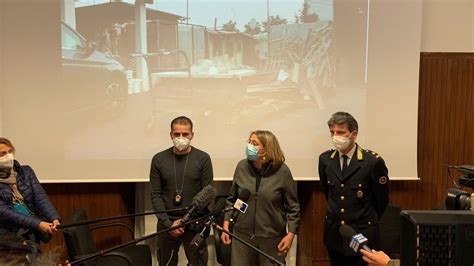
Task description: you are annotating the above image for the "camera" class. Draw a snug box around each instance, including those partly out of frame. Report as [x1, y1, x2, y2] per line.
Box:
[446, 188, 471, 210]
[445, 165, 474, 211]
[457, 165, 474, 189]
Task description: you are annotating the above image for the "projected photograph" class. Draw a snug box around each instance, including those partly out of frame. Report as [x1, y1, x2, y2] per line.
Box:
[62, 0, 369, 178]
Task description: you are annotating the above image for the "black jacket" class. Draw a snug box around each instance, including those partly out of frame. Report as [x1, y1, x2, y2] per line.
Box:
[318, 144, 389, 255]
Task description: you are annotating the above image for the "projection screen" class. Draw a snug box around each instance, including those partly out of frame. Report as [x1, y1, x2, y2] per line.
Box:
[1, 0, 422, 182]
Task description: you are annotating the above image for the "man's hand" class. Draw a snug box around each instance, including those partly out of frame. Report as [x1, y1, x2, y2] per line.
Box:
[277, 232, 295, 256]
[220, 221, 231, 245]
[360, 249, 391, 266]
[168, 219, 185, 237]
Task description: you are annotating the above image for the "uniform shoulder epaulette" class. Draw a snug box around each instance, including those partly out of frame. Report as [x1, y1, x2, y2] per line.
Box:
[320, 149, 336, 159]
[321, 149, 335, 155]
[365, 149, 381, 159]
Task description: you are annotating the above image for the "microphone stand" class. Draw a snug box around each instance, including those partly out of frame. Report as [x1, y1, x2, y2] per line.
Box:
[69, 215, 208, 265]
[212, 222, 284, 266]
[57, 207, 189, 229]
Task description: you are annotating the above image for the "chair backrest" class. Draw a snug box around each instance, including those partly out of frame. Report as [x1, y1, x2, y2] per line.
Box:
[63, 209, 97, 260]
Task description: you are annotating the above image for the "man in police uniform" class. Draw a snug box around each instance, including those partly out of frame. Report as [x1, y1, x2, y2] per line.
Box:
[318, 112, 389, 266]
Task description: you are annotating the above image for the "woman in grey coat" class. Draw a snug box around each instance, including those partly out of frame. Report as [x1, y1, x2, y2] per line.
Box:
[221, 130, 300, 266]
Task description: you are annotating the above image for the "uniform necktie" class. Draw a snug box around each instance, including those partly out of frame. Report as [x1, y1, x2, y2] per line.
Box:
[342, 155, 349, 174]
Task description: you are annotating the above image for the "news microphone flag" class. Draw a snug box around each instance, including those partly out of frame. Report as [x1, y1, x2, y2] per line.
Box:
[349, 233, 369, 253]
[233, 198, 248, 214]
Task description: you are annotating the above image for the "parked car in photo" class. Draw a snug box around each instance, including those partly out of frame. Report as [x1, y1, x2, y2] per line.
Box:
[61, 21, 127, 114]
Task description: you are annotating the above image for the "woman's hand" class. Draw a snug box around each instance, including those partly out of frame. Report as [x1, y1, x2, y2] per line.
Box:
[220, 221, 232, 245]
[51, 219, 60, 233]
[38, 221, 53, 234]
[277, 232, 295, 256]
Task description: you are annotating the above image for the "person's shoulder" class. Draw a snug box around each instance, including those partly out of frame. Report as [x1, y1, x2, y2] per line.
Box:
[190, 147, 211, 159]
[236, 158, 248, 167]
[359, 147, 386, 166]
[152, 147, 173, 160]
[319, 149, 336, 159]
[16, 163, 33, 174]
[278, 162, 291, 172]
[362, 148, 383, 160]
[277, 162, 294, 177]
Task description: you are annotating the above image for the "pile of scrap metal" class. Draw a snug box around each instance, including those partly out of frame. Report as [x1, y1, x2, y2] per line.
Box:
[253, 24, 335, 108]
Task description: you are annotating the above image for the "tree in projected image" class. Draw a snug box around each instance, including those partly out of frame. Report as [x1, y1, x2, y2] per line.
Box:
[295, 3, 320, 24]
[222, 20, 239, 32]
[244, 21, 262, 35]
[262, 15, 288, 33]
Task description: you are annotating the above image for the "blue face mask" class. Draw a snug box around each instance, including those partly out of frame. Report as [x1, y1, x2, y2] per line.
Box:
[246, 143, 259, 161]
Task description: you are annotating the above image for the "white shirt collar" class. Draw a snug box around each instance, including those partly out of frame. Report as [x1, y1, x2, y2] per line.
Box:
[339, 143, 357, 167]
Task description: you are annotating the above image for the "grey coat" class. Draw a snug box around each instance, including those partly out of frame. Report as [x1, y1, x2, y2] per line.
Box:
[225, 159, 300, 237]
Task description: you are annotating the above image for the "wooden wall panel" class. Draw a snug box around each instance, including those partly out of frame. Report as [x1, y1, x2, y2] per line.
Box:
[297, 53, 474, 265]
[40, 183, 136, 262]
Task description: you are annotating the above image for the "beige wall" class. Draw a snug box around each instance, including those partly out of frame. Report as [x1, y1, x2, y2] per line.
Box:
[421, 0, 474, 52]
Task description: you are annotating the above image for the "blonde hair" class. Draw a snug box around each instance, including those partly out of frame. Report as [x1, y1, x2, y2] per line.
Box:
[0, 137, 15, 153]
[250, 130, 285, 169]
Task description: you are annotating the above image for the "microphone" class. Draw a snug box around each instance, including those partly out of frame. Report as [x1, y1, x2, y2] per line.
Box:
[57, 207, 189, 230]
[190, 197, 227, 248]
[229, 188, 250, 224]
[181, 185, 216, 224]
[339, 224, 372, 254]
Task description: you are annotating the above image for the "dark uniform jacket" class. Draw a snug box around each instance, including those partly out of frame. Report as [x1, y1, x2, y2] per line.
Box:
[318, 144, 389, 256]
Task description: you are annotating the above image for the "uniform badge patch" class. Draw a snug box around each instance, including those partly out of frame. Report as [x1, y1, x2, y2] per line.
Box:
[379, 176, 388, 184]
[356, 190, 364, 198]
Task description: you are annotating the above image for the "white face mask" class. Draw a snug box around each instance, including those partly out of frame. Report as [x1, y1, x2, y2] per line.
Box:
[332, 135, 351, 151]
[0, 153, 14, 169]
[173, 137, 191, 151]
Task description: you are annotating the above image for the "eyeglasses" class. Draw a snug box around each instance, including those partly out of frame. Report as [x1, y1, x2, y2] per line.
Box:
[172, 132, 191, 138]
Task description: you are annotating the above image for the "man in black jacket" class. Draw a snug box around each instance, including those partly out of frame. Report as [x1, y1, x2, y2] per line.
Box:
[318, 112, 389, 266]
[150, 116, 213, 266]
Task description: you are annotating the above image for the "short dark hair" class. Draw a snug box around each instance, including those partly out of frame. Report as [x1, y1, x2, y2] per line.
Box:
[170, 116, 193, 131]
[327, 112, 359, 132]
[0, 138, 15, 153]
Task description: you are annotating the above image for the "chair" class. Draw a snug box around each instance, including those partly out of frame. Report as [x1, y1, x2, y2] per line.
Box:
[63, 209, 151, 266]
[0, 237, 38, 264]
[379, 203, 402, 259]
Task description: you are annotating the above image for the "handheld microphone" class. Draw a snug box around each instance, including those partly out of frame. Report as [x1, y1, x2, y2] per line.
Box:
[190, 197, 227, 248]
[229, 188, 250, 224]
[339, 224, 372, 254]
[181, 185, 216, 224]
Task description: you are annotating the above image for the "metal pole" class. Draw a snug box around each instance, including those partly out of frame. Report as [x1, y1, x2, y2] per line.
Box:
[267, 0, 270, 59]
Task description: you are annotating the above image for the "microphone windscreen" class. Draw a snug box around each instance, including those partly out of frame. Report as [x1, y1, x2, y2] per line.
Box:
[192, 185, 217, 210]
[239, 188, 251, 201]
[339, 224, 357, 240]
